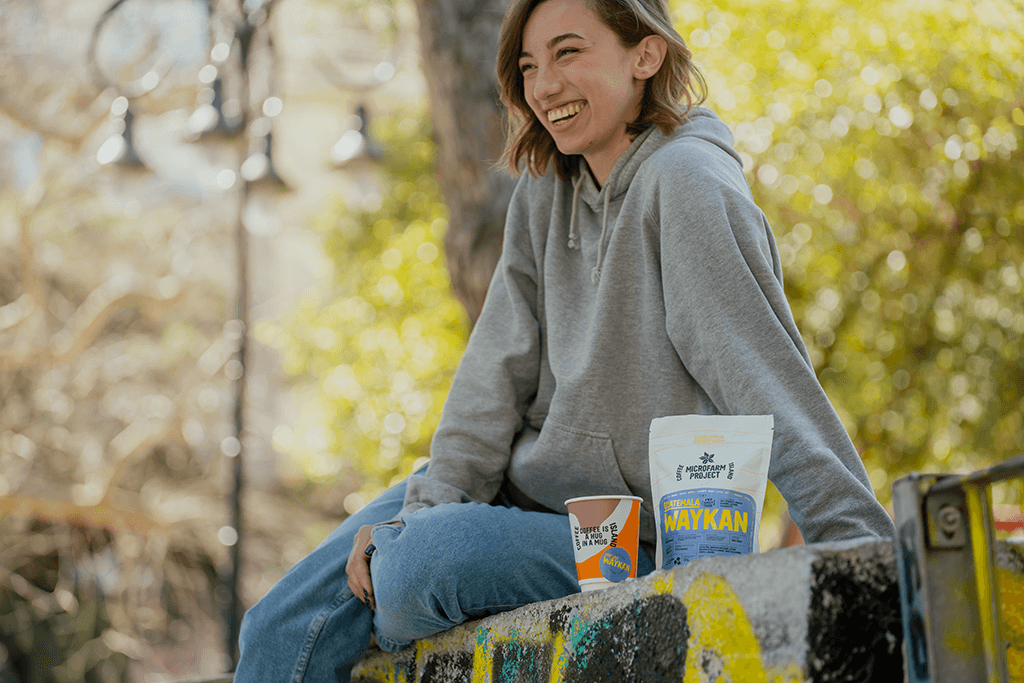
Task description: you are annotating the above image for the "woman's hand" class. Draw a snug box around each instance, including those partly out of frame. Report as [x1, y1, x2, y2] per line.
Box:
[347, 522, 403, 609]
[347, 525, 378, 609]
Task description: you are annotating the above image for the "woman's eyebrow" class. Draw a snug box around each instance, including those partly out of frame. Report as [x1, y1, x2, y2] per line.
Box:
[520, 32, 585, 59]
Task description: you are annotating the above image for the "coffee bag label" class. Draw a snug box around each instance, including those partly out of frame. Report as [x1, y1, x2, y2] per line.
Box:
[649, 415, 773, 569]
[659, 488, 756, 567]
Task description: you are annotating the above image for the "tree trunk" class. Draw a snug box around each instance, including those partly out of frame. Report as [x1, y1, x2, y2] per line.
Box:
[414, 0, 515, 324]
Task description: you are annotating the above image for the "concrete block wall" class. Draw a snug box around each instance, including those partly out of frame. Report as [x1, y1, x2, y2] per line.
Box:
[350, 538, 1024, 683]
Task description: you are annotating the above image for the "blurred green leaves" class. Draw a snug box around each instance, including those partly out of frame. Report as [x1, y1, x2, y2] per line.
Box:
[259, 112, 469, 504]
[674, 0, 1023, 501]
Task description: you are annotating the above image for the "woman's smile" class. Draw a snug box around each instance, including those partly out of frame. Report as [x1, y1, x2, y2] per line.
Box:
[547, 102, 585, 125]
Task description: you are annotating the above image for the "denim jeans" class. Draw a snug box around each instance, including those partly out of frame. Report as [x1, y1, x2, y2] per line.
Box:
[235, 473, 656, 682]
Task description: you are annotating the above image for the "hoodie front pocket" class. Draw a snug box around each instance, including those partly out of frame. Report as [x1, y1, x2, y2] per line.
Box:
[508, 418, 633, 513]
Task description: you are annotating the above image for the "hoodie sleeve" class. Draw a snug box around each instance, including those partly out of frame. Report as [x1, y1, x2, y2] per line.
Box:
[395, 174, 544, 519]
[652, 141, 894, 542]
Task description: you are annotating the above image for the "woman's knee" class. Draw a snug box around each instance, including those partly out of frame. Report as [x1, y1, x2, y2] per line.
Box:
[369, 508, 489, 641]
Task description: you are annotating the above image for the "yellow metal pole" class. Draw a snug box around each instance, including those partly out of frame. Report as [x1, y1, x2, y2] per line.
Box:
[964, 482, 1006, 683]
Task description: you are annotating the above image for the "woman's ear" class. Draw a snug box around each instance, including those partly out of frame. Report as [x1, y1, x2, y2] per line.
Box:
[633, 34, 667, 81]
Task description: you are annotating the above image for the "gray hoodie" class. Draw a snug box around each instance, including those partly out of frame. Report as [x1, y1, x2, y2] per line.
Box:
[400, 107, 894, 548]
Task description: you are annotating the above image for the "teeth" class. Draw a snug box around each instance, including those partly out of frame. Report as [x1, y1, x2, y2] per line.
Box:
[548, 103, 582, 122]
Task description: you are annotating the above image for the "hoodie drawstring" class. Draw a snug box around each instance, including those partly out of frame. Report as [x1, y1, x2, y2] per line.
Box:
[567, 173, 585, 250]
[567, 170, 614, 284]
[592, 188, 612, 284]
[569, 162, 614, 282]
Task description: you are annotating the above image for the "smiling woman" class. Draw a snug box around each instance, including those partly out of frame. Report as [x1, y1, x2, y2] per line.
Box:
[233, 0, 895, 679]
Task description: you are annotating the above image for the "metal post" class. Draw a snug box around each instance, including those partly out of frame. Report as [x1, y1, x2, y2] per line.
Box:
[222, 2, 284, 669]
[225, 177, 249, 670]
[224, 5, 254, 669]
[893, 453, 1024, 683]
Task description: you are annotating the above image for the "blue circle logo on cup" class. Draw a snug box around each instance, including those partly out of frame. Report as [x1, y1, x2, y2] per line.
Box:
[599, 547, 632, 582]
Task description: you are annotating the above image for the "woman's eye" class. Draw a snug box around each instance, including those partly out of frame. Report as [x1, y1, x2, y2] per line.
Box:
[557, 48, 578, 58]
[519, 63, 535, 74]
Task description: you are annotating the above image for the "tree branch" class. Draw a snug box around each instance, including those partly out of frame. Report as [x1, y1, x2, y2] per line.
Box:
[0, 494, 165, 535]
[0, 289, 184, 372]
[0, 75, 111, 147]
[19, 186, 47, 309]
[100, 417, 181, 507]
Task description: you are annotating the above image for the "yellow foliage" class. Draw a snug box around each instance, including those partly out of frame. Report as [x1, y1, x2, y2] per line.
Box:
[669, 0, 1024, 505]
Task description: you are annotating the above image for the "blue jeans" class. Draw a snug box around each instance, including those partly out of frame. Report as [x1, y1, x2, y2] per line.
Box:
[234, 474, 656, 682]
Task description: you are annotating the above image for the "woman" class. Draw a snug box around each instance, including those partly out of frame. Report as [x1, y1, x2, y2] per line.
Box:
[235, 0, 894, 679]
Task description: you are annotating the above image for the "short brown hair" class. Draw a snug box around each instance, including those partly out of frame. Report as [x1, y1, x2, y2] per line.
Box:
[496, 0, 707, 180]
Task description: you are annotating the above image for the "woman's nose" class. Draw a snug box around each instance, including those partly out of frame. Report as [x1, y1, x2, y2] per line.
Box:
[532, 65, 561, 101]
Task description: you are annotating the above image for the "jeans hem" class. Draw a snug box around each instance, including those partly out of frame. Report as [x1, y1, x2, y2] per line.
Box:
[374, 629, 412, 653]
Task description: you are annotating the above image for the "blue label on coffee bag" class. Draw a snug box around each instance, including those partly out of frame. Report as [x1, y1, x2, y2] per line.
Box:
[659, 488, 756, 568]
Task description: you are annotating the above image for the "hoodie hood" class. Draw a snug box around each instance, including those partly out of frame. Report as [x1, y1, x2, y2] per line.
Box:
[566, 107, 741, 282]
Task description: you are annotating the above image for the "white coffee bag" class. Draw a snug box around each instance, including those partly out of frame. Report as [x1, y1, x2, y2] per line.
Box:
[649, 414, 773, 569]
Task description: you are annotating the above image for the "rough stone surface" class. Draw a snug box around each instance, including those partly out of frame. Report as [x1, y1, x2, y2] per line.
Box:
[350, 539, 1024, 682]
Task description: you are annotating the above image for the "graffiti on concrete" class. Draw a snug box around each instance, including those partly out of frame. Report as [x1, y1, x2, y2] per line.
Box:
[460, 594, 689, 683]
[353, 542, 1024, 683]
[682, 573, 801, 683]
[354, 572, 809, 683]
[807, 549, 904, 681]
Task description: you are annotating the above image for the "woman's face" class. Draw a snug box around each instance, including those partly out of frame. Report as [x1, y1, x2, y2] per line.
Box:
[519, 0, 648, 183]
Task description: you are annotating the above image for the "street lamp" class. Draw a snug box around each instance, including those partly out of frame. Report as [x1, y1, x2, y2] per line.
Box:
[96, 96, 146, 168]
[329, 104, 384, 168]
[87, 0, 173, 169]
[314, 5, 396, 169]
